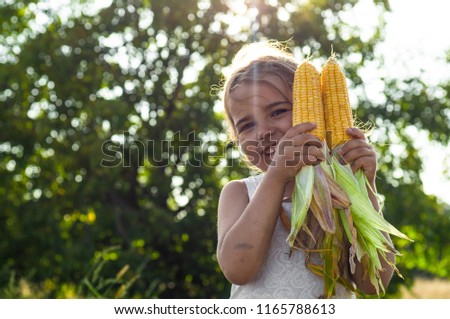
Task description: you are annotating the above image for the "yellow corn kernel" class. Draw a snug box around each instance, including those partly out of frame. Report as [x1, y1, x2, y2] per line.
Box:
[292, 61, 326, 141]
[321, 55, 354, 149]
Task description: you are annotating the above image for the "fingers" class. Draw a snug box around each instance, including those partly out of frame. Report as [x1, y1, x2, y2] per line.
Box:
[338, 144, 377, 176]
[338, 136, 370, 159]
[288, 132, 323, 148]
[285, 124, 324, 166]
[286, 122, 317, 138]
[345, 127, 366, 140]
[285, 123, 324, 148]
[350, 156, 377, 183]
[261, 123, 327, 179]
[306, 146, 326, 165]
[349, 155, 374, 170]
[280, 144, 325, 167]
[338, 143, 374, 163]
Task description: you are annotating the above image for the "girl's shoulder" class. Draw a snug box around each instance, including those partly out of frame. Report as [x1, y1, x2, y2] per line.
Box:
[221, 174, 265, 200]
[218, 179, 248, 211]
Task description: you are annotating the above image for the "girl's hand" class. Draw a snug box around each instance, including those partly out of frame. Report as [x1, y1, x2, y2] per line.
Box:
[337, 128, 377, 184]
[266, 122, 325, 184]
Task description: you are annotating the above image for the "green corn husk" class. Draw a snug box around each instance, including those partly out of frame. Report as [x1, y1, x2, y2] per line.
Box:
[288, 145, 357, 298]
[288, 165, 315, 248]
[333, 158, 410, 240]
[289, 146, 338, 250]
[331, 154, 413, 295]
[287, 141, 413, 297]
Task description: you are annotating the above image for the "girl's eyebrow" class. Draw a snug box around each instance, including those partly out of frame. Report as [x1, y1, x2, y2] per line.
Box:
[266, 100, 291, 109]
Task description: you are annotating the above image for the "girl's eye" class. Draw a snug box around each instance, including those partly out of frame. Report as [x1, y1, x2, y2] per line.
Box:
[238, 122, 254, 133]
[241, 123, 253, 132]
[272, 109, 287, 117]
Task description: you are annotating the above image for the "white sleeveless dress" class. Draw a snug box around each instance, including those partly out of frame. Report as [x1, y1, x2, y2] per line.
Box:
[230, 174, 355, 299]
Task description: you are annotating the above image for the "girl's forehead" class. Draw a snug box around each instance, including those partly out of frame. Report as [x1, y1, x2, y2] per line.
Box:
[229, 74, 291, 102]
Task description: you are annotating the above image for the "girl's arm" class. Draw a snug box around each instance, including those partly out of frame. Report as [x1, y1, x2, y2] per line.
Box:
[338, 128, 395, 294]
[217, 171, 288, 285]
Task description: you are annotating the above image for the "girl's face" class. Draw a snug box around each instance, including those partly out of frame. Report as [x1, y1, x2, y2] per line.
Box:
[228, 75, 293, 171]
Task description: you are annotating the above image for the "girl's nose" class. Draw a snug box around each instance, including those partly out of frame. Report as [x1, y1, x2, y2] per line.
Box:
[256, 124, 274, 144]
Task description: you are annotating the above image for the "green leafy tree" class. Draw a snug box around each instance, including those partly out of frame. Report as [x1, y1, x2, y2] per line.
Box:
[0, 0, 448, 298]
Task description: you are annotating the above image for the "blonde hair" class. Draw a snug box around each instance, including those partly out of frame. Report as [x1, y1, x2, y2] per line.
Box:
[219, 41, 299, 142]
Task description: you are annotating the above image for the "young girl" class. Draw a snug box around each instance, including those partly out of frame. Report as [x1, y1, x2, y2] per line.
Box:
[216, 41, 395, 298]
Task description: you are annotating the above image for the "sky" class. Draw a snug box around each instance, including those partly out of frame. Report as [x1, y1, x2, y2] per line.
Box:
[378, 0, 450, 84]
[370, 0, 450, 205]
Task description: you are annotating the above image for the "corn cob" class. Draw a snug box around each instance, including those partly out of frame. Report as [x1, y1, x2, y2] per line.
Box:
[321, 55, 353, 150]
[292, 61, 326, 140]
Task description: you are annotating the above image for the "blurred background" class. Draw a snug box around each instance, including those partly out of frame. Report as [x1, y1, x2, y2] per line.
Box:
[0, 0, 449, 298]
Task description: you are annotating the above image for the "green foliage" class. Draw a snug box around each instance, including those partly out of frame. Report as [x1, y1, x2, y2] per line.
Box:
[0, 0, 448, 298]
[77, 246, 143, 298]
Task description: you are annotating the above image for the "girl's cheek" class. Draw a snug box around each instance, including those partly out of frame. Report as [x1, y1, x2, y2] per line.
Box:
[239, 141, 259, 163]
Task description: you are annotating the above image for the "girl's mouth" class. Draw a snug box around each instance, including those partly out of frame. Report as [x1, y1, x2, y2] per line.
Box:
[264, 146, 276, 157]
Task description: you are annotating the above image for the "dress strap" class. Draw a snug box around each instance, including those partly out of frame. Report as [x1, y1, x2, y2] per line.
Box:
[241, 174, 264, 199]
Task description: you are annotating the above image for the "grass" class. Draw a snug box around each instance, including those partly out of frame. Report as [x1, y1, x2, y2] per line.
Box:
[400, 277, 450, 299]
